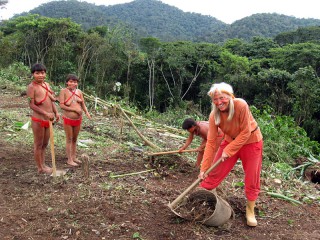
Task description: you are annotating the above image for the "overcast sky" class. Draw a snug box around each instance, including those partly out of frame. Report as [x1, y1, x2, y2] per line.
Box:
[0, 0, 319, 24]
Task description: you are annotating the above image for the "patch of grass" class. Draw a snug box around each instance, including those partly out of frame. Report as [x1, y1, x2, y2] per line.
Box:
[132, 232, 145, 240]
[287, 219, 294, 225]
[258, 210, 265, 217]
[99, 182, 113, 191]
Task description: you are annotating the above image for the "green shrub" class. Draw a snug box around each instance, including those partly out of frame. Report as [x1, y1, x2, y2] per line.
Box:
[251, 105, 320, 164]
[0, 62, 30, 92]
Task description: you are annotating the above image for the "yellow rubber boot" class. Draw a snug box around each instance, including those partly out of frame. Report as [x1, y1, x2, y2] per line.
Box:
[246, 200, 257, 227]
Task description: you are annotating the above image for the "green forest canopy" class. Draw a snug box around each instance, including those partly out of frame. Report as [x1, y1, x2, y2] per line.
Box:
[0, 12, 320, 144]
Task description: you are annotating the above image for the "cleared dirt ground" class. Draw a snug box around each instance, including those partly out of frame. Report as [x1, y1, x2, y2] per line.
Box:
[0, 90, 319, 240]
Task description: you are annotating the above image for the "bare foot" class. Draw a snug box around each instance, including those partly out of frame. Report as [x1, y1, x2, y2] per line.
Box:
[74, 158, 82, 164]
[67, 161, 79, 167]
[38, 166, 53, 174]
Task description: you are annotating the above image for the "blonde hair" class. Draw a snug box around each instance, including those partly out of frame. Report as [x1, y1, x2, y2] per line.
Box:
[208, 82, 235, 125]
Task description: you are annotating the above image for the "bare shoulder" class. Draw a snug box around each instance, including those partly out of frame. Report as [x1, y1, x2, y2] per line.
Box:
[46, 82, 55, 91]
[26, 83, 35, 96]
[59, 88, 67, 94]
[77, 89, 84, 97]
[27, 82, 34, 89]
[58, 88, 67, 99]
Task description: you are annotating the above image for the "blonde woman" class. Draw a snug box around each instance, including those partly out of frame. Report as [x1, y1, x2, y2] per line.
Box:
[199, 82, 263, 227]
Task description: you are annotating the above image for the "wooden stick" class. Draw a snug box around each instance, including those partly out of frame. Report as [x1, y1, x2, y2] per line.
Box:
[168, 158, 223, 209]
[118, 105, 160, 150]
[147, 148, 198, 156]
[83, 92, 137, 117]
[84, 93, 161, 150]
[49, 121, 57, 177]
[109, 169, 156, 178]
[83, 92, 185, 135]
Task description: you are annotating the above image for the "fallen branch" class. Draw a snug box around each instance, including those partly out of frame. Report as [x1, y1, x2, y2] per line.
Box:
[157, 132, 187, 140]
[83, 92, 185, 136]
[132, 116, 185, 135]
[266, 192, 303, 205]
[109, 169, 156, 178]
[118, 105, 160, 150]
[83, 92, 137, 117]
[84, 92, 161, 149]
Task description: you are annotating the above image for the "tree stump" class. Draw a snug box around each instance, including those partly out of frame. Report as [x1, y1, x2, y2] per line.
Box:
[81, 153, 90, 179]
[304, 164, 320, 184]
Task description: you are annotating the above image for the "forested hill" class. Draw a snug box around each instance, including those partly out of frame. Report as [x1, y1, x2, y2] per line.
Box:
[26, 0, 226, 42]
[211, 13, 320, 42]
[19, 0, 320, 42]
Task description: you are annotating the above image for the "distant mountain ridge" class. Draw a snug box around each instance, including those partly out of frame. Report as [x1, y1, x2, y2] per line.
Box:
[21, 0, 320, 42]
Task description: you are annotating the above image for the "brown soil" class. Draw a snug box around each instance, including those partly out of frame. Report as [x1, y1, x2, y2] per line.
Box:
[0, 90, 319, 240]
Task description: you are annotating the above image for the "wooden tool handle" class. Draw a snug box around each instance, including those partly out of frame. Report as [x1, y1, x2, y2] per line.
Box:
[49, 121, 57, 177]
[168, 158, 223, 209]
[147, 148, 198, 156]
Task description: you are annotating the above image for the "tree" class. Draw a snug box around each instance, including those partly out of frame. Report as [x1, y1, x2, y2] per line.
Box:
[76, 24, 130, 98]
[223, 38, 246, 56]
[216, 50, 250, 81]
[243, 36, 279, 59]
[0, 14, 81, 82]
[0, 32, 21, 67]
[288, 66, 320, 140]
[139, 37, 161, 110]
[255, 68, 293, 115]
[75, 31, 106, 89]
[289, 66, 320, 125]
[274, 26, 320, 46]
[270, 42, 320, 76]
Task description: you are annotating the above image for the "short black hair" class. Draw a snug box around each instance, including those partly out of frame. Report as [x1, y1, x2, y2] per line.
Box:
[66, 74, 79, 82]
[182, 118, 196, 130]
[31, 63, 46, 73]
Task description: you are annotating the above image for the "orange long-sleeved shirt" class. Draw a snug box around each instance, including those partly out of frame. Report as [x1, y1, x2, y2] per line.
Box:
[201, 98, 263, 172]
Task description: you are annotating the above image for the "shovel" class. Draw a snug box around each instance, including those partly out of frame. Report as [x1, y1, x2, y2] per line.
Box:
[168, 157, 223, 209]
[49, 120, 67, 177]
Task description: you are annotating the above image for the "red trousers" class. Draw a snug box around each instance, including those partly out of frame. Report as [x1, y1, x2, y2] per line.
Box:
[200, 140, 263, 201]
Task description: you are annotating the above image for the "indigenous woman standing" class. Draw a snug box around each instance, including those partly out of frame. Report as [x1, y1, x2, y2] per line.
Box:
[59, 74, 91, 167]
[199, 82, 263, 227]
[27, 63, 60, 174]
